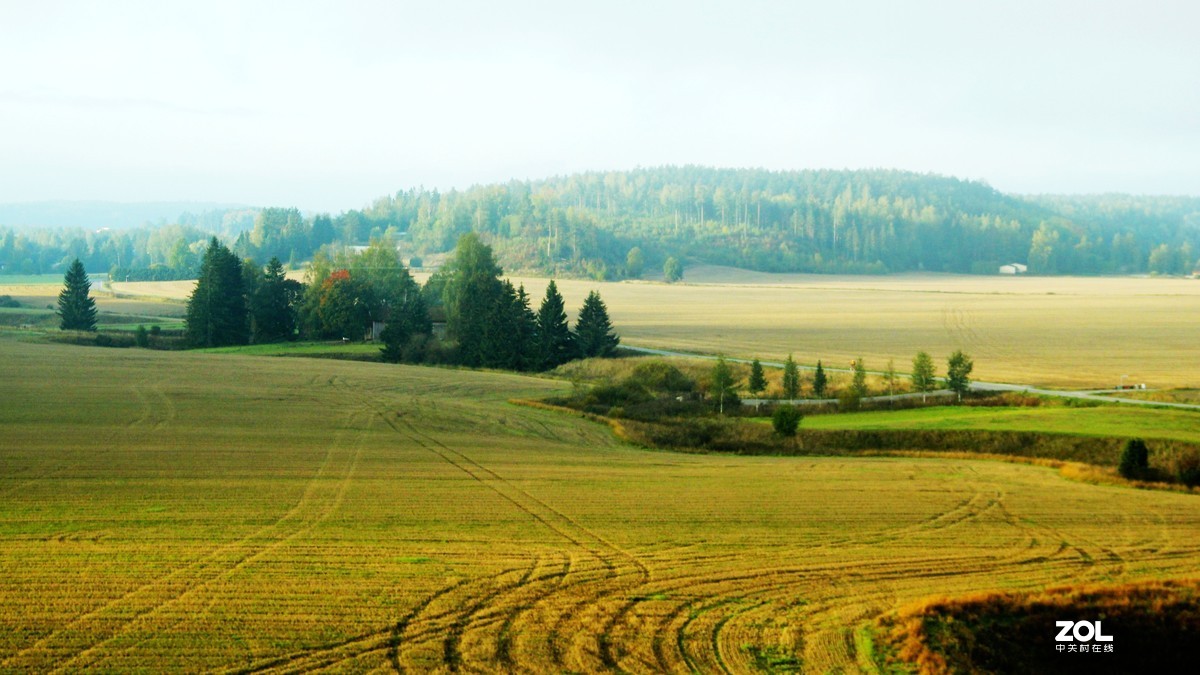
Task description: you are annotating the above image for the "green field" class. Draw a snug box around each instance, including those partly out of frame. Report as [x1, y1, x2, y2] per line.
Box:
[799, 405, 1200, 445]
[3, 338, 1200, 672]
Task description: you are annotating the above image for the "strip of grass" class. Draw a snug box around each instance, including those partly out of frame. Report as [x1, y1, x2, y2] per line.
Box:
[795, 405, 1200, 445]
[197, 340, 382, 358]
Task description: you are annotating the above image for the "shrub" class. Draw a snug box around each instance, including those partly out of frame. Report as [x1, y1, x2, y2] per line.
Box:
[628, 361, 695, 394]
[772, 405, 803, 437]
[0, 295, 19, 308]
[838, 390, 862, 412]
[135, 325, 150, 348]
[1118, 438, 1150, 479]
[1172, 449, 1200, 487]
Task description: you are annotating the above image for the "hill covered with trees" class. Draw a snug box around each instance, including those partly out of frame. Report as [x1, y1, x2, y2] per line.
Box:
[3, 167, 1199, 279]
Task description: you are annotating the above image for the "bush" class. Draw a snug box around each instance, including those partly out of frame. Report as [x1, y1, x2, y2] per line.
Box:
[628, 361, 695, 394]
[135, 325, 150, 348]
[1172, 449, 1200, 487]
[838, 390, 862, 412]
[1118, 438, 1150, 479]
[0, 295, 19, 308]
[772, 405, 803, 437]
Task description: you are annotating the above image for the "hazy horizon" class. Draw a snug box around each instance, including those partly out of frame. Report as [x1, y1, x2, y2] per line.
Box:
[3, 1, 1197, 213]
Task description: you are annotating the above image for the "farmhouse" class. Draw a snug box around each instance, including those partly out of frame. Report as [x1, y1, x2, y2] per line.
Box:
[999, 263, 1028, 275]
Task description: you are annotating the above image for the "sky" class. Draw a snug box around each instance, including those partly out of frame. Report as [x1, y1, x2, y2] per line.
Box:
[1, 0, 1197, 212]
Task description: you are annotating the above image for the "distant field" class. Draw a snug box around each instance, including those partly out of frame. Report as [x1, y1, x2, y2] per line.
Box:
[798, 405, 1200, 445]
[112, 268, 1200, 389]
[2, 338, 1199, 672]
[0, 274, 75, 286]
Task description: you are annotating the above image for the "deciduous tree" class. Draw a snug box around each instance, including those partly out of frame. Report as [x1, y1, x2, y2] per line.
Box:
[710, 355, 738, 415]
[1119, 438, 1150, 480]
[851, 358, 868, 398]
[911, 351, 937, 401]
[946, 350, 974, 402]
[663, 256, 683, 283]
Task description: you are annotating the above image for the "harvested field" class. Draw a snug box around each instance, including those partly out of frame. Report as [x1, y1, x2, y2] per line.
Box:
[2, 338, 1199, 672]
[108, 267, 1200, 389]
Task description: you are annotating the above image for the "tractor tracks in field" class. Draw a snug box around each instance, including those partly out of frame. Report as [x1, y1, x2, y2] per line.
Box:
[323, 378, 653, 673]
[4, 399, 370, 673]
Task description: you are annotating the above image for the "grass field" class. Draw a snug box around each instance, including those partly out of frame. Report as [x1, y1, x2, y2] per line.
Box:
[3, 338, 1200, 672]
[105, 266, 1200, 389]
[798, 405, 1200, 445]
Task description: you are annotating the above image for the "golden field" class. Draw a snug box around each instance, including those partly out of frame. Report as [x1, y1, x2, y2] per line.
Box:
[97, 265, 1200, 389]
[2, 338, 1199, 672]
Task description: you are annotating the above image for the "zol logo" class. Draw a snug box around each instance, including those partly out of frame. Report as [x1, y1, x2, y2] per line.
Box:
[1056, 620, 1114, 642]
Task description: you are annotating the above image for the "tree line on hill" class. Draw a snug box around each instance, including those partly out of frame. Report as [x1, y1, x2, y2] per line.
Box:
[182, 234, 619, 371]
[6, 167, 1200, 281]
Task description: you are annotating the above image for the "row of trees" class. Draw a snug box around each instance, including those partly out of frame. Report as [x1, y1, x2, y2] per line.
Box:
[740, 351, 974, 402]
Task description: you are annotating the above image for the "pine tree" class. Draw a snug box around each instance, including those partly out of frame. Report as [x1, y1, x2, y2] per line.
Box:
[782, 354, 800, 400]
[813, 360, 828, 398]
[57, 258, 97, 331]
[535, 280, 574, 370]
[185, 238, 248, 347]
[748, 359, 766, 395]
[574, 290, 619, 358]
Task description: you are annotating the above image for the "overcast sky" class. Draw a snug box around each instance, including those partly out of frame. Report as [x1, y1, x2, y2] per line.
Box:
[1, 0, 1197, 212]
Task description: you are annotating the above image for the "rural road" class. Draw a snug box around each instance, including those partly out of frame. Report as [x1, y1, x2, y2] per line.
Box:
[621, 345, 1200, 411]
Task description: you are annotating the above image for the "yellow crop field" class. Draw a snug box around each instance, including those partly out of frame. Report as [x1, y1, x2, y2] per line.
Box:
[106, 266, 1200, 389]
[2, 338, 1199, 672]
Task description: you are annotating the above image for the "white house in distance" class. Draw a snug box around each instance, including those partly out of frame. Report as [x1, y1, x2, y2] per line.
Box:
[998, 263, 1028, 275]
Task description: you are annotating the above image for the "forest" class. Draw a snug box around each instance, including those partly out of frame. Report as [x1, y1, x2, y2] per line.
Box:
[2, 167, 1198, 279]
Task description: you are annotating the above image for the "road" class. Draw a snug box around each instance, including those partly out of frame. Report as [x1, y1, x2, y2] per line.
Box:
[621, 345, 1200, 411]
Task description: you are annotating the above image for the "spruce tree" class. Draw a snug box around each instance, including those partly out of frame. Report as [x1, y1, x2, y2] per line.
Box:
[57, 258, 97, 331]
[748, 359, 766, 395]
[252, 257, 295, 343]
[185, 238, 248, 347]
[782, 354, 800, 400]
[574, 290, 619, 358]
[813, 360, 828, 398]
[483, 281, 538, 370]
[443, 233, 503, 367]
[535, 280, 574, 370]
